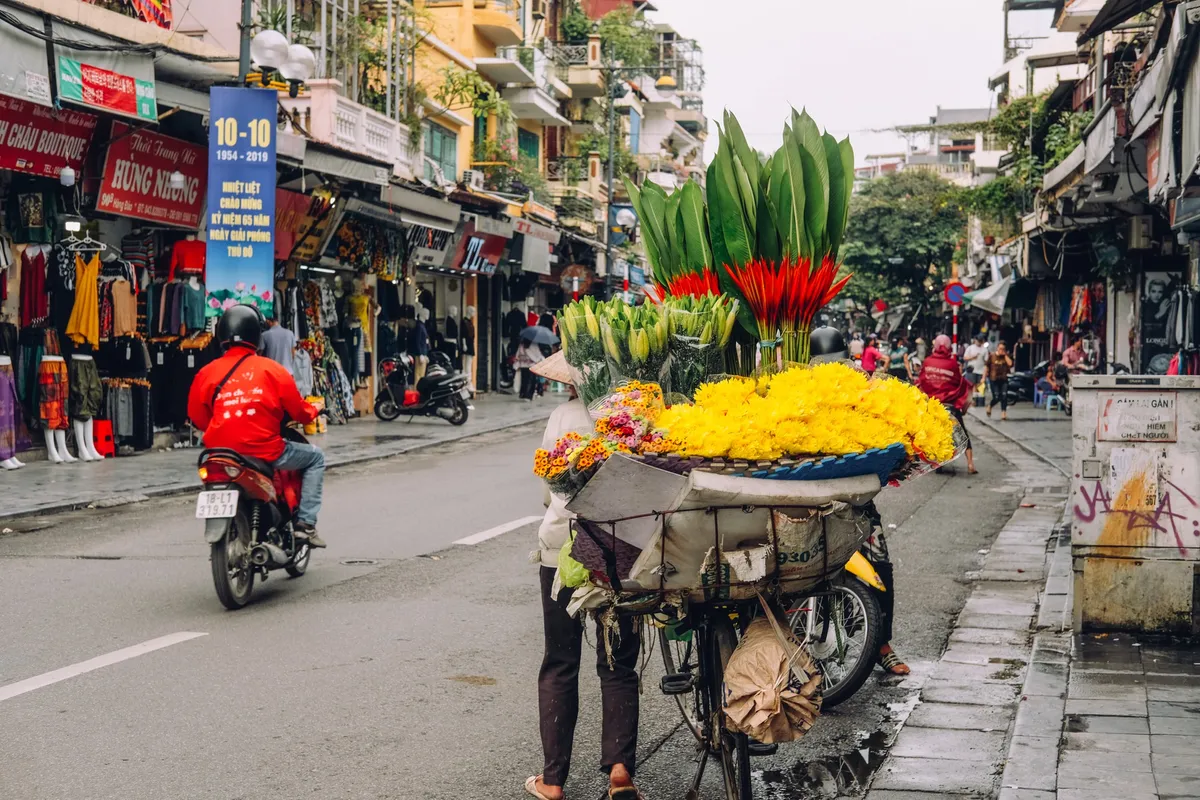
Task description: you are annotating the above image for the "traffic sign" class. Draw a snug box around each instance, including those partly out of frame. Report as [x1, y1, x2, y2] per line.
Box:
[943, 281, 967, 306]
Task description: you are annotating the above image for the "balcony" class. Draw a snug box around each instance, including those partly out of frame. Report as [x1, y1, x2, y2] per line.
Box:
[1074, 66, 1097, 112]
[280, 79, 420, 181]
[497, 46, 572, 126]
[545, 37, 606, 98]
[674, 94, 707, 137]
[546, 155, 607, 234]
[474, 0, 523, 47]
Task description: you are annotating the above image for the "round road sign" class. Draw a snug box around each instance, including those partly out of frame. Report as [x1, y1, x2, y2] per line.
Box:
[943, 281, 967, 306]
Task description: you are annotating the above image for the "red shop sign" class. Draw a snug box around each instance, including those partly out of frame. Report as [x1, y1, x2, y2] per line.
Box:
[97, 122, 206, 228]
[0, 95, 97, 179]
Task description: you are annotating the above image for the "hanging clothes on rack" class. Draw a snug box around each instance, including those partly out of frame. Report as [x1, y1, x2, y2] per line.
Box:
[66, 250, 102, 348]
[18, 245, 48, 327]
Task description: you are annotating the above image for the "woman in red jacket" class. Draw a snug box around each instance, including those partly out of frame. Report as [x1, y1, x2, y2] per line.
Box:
[917, 335, 976, 475]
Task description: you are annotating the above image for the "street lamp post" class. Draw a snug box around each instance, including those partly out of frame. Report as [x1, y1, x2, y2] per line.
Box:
[599, 49, 677, 299]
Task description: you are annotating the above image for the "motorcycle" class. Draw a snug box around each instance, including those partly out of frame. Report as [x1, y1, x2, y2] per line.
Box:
[374, 350, 471, 425]
[1005, 360, 1051, 406]
[196, 427, 313, 610]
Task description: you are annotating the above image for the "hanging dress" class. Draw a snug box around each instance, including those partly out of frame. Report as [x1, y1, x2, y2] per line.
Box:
[66, 252, 102, 348]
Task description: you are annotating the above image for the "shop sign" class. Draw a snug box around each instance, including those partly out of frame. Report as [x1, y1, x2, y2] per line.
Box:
[205, 87, 277, 319]
[0, 96, 96, 178]
[514, 218, 561, 245]
[291, 190, 338, 263]
[1098, 392, 1177, 442]
[96, 123, 205, 228]
[57, 56, 157, 122]
[629, 265, 646, 286]
[469, 213, 514, 239]
[446, 218, 507, 275]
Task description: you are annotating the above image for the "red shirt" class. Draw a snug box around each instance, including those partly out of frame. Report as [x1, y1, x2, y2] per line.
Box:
[168, 238, 207, 282]
[187, 345, 319, 461]
[917, 349, 972, 411]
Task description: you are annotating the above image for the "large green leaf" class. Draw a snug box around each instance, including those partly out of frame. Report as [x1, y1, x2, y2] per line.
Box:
[792, 109, 829, 259]
[623, 177, 662, 279]
[730, 153, 757, 247]
[640, 182, 673, 283]
[823, 132, 848, 256]
[678, 180, 713, 271]
[723, 111, 760, 192]
[765, 129, 807, 260]
[756, 157, 782, 263]
[837, 137, 855, 258]
[710, 133, 754, 269]
[707, 158, 732, 273]
[664, 187, 684, 279]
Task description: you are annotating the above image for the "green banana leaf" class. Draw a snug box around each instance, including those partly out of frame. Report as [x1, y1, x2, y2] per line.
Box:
[677, 180, 713, 272]
[837, 137, 855, 258]
[664, 187, 684, 280]
[823, 132, 848, 256]
[709, 132, 754, 269]
[766, 130, 807, 261]
[707, 158, 732, 274]
[791, 109, 829, 259]
[640, 182, 673, 283]
[756, 157, 782, 263]
[623, 178, 663, 279]
[724, 111, 760, 190]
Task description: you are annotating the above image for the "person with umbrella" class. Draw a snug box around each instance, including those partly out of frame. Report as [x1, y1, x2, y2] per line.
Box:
[516, 326, 557, 401]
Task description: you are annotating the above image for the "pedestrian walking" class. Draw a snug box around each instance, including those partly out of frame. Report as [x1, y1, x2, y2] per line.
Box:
[962, 333, 988, 386]
[848, 332, 865, 360]
[917, 334, 976, 475]
[260, 316, 297, 375]
[526, 352, 642, 800]
[986, 342, 1014, 420]
[861, 335, 887, 377]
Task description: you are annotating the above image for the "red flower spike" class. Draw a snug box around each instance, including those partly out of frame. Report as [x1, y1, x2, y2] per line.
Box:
[666, 268, 721, 299]
[725, 259, 786, 339]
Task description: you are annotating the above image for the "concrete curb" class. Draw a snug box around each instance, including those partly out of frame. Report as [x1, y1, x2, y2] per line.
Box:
[968, 408, 1071, 478]
[0, 414, 550, 523]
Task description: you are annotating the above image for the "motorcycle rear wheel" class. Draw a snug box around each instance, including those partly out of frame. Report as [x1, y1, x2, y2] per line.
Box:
[286, 540, 311, 578]
[447, 397, 469, 426]
[374, 395, 401, 421]
[211, 511, 254, 610]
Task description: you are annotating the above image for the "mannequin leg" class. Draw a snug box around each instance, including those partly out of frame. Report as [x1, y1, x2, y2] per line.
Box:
[73, 420, 97, 461]
[44, 429, 64, 464]
[55, 429, 77, 462]
[83, 418, 104, 460]
[1, 458, 21, 470]
[463, 354, 475, 394]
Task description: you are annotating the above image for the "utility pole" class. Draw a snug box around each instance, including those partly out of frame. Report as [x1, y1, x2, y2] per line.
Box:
[239, 0, 253, 81]
[605, 42, 617, 296]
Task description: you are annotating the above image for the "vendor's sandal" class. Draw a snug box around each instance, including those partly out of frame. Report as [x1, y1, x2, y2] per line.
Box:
[608, 787, 644, 800]
[879, 645, 911, 675]
[524, 776, 560, 800]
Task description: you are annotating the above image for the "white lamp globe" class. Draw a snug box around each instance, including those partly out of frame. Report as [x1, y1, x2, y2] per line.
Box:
[250, 30, 290, 70]
[279, 45, 316, 82]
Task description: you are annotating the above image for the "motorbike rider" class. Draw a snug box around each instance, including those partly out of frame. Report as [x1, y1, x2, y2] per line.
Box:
[187, 304, 328, 548]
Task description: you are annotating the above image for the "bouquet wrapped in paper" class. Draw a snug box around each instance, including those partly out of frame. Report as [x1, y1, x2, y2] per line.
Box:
[559, 297, 611, 405]
[600, 303, 672, 395]
[667, 294, 739, 400]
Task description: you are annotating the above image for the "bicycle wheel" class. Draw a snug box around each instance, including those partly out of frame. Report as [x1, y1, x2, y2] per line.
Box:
[709, 615, 753, 800]
[787, 580, 882, 708]
[659, 626, 706, 744]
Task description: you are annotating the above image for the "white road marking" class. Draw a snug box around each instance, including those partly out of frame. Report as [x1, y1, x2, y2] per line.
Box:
[454, 515, 543, 546]
[0, 632, 208, 704]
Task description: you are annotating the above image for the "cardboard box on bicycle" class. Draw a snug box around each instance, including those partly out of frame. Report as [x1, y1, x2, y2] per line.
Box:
[567, 456, 879, 599]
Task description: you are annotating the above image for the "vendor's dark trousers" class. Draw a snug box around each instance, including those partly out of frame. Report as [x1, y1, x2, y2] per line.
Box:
[539, 566, 640, 787]
[520, 368, 536, 399]
[988, 379, 1009, 411]
[870, 560, 896, 643]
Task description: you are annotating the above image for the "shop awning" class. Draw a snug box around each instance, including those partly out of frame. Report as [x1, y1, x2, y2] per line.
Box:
[1080, 0, 1161, 43]
[1182, 43, 1200, 183]
[966, 275, 1013, 316]
[304, 142, 391, 187]
[157, 82, 210, 115]
[379, 183, 462, 232]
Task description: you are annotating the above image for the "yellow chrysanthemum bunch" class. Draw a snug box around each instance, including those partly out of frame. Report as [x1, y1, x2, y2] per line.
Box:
[655, 363, 957, 464]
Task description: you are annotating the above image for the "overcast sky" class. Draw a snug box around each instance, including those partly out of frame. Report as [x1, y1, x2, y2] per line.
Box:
[646, 0, 1054, 165]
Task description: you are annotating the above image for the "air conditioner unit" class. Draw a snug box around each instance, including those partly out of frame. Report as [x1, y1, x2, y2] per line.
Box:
[531, 0, 546, 19]
[462, 169, 486, 191]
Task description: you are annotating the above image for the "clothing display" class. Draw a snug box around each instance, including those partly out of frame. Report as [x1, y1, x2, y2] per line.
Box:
[294, 348, 314, 397]
[38, 355, 69, 430]
[167, 238, 206, 282]
[0, 359, 30, 460]
[66, 253, 102, 348]
[18, 245, 47, 327]
[111, 279, 138, 337]
[69, 356, 102, 420]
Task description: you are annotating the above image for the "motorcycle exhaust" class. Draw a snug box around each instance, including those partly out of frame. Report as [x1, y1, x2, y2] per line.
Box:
[250, 543, 290, 566]
[435, 406, 457, 420]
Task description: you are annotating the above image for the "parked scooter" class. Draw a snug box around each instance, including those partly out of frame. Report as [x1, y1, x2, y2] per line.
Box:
[374, 351, 471, 425]
[1005, 359, 1051, 406]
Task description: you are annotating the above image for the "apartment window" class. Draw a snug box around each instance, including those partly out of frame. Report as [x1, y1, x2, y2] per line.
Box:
[424, 120, 458, 182]
[518, 128, 539, 162]
[474, 115, 489, 157]
[628, 109, 642, 154]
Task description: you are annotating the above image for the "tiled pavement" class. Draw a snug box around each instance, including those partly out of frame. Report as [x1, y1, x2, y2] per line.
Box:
[0, 392, 562, 521]
[866, 406, 1199, 799]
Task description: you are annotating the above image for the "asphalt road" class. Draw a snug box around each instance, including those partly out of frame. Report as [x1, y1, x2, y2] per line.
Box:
[0, 423, 1020, 800]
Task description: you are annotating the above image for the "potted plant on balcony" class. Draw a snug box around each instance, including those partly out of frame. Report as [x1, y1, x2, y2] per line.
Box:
[561, 2, 592, 44]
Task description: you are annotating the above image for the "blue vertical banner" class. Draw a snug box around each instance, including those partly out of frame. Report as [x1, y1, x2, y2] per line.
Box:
[205, 87, 277, 318]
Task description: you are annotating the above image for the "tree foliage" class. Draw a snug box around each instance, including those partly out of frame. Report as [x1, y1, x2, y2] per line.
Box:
[839, 171, 966, 311]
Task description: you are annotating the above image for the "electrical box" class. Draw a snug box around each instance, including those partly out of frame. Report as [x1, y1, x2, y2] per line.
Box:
[1128, 215, 1153, 250]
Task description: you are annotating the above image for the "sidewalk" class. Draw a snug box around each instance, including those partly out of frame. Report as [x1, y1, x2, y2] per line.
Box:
[0, 393, 562, 522]
[867, 399, 1200, 799]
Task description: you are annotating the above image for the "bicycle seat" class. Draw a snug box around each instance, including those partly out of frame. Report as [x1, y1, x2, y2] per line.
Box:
[199, 448, 276, 478]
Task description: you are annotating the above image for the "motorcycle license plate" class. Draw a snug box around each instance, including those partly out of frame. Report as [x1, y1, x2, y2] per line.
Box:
[195, 491, 238, 519]
[459, 388, 470, 399]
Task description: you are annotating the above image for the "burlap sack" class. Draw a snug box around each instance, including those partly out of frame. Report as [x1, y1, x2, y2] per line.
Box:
[722, 612, 823, 744]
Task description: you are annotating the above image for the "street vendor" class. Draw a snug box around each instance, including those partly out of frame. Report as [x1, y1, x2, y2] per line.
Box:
[526, 351, 643, 800]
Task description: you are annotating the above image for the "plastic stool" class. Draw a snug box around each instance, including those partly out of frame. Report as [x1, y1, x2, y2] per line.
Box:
[1034, 387, 1044, 407]
[93, 419, 115, 457]
[1044, 394, 1062, 411]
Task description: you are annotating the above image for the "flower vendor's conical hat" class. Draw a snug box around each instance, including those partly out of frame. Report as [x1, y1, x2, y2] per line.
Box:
[531, 350, 571, 384]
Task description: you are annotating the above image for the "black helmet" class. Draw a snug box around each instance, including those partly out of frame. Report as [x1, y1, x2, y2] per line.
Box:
[216, 304, 265, 351]
[809, 325, 848, 365]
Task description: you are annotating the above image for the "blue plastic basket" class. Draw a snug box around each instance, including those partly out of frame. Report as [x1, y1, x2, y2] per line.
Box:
[744, 443, 908, 486]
